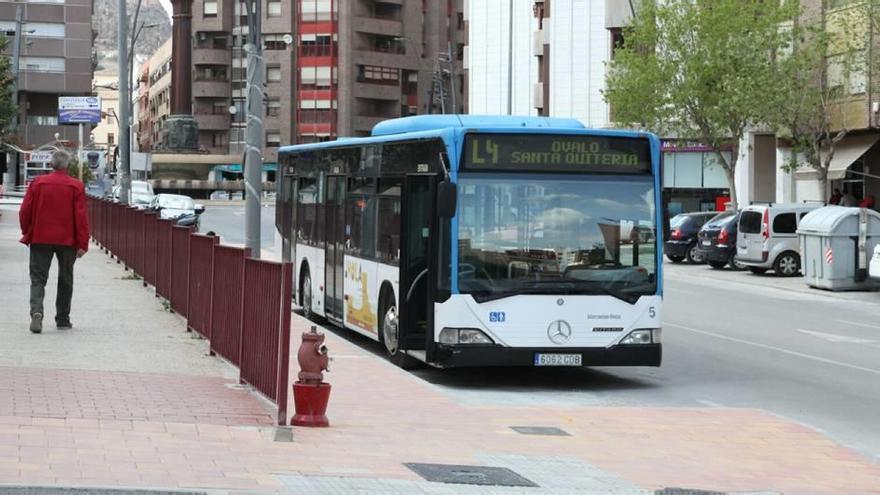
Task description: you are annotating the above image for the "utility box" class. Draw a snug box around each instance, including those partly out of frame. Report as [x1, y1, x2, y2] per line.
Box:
[798, 206, 880, 291]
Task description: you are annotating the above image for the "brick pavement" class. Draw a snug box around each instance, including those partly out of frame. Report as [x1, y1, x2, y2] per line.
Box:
[1, 206, 880, 493]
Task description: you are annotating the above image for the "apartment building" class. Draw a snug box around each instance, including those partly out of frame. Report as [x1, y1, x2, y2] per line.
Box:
[296, 0, 465, 141]
[0, 0, 95, 186]
[91, 72, 120, 150]
[465, 0, 609, 128]
[136, 37, 172, 152]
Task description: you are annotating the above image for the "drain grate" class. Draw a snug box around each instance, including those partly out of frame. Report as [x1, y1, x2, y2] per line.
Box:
[0, 488, 205, 495]
[510, 426, 571, 436]
[656, 489, 727, 495]
[404, 463, 538, 487]
[274, 426, 293, 442]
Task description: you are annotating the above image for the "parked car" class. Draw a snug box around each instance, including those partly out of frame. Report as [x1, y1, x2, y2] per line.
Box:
[112, 181, 155, 209]
[870, 244, 880, 280]
[149, 193, 205, 230]
[665, 211, 718, 263]
[735, 203, 822, 276]
[697, 210, 744, 270]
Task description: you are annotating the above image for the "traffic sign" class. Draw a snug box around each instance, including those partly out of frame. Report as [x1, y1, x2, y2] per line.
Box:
[59, 96, 102, 124]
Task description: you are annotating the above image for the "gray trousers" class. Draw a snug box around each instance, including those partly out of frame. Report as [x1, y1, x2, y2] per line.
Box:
[29, 244, 76, 322]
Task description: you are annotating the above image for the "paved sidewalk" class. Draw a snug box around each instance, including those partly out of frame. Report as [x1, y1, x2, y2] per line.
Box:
[1, 204, 880, 493]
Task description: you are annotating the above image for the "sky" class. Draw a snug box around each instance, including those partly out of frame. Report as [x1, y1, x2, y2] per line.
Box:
[159, 0, 172, 18]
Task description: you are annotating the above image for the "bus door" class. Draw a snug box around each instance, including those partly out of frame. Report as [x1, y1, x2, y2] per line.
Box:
[324, 176, 346, 320]
[399, 174, 438, 353]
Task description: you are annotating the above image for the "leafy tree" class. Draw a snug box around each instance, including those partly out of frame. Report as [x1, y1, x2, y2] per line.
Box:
[67, 159, 96, 184]
[604, 0, 800, 209]
[769, 1, 877, 201]
[0, 36, 18, 142]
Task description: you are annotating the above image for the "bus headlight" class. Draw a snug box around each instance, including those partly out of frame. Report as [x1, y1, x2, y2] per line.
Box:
[620, 328, 661, 345]
[439, 328, 495, 345]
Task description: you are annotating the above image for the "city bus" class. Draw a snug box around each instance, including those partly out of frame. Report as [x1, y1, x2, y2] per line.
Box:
[276, 115, 664, 368]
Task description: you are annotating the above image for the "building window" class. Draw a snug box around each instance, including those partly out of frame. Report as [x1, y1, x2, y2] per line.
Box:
[212, 132, 227, 147]
[266, 131, 281, 147]
[20, 57, 65, 72]
[357, 65, 399, 85]
[195, 65, 228, 81]
[299, 66, 332, 88]
[263, 34, 288, 50]
[212, 100, 227, 114]
[108, 133, 115, 145]
[266, 99, 281, 117]
[266, 65, 282, 82]
[267, 0, 281, 17]
[203, 0, 218, 17]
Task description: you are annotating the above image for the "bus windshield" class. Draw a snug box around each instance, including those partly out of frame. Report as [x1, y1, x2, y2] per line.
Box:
[456, 173, 657, 302]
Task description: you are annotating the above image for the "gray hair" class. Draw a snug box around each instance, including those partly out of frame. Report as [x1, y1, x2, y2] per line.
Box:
[51, 150, 70, 170]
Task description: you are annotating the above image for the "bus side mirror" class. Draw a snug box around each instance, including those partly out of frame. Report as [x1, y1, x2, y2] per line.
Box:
[437, 181, 457, 218]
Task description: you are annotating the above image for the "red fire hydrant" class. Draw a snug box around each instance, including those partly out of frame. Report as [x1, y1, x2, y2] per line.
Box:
[292, 326, 331, 427]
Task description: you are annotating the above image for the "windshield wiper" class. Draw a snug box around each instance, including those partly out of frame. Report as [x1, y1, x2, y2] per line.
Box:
[520, 279, 642, 304]
[467, 279, 643, 304]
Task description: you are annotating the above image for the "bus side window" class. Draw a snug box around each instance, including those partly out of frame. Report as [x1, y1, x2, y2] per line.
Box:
[297, 177, 318, 245]
[346, 177, 377, 258]
[377, 178, 402, 265]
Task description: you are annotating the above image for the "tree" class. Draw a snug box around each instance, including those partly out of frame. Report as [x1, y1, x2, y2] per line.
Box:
[769, 1, 876, 202]
[0, 35, 18, 141]
[604, 0, 800, 210]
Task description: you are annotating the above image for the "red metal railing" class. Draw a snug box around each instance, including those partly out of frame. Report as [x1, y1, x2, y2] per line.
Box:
[170, 225, 192, 316]
[85, 197, 292, 425]
[187, 234, 219, 338]
[209, 245, 249, 366]
[142, 212, 158, 287]
[240, 259, 293, 423]
[155, 219, 174, 299]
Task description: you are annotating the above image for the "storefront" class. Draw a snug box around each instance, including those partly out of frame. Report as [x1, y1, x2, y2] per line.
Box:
[662, 143, 732, 215]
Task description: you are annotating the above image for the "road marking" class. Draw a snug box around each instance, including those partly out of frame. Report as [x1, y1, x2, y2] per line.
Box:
[666, 322, 880, 376]
[796, 329, 876, 344]
[836, 319, 880, 330]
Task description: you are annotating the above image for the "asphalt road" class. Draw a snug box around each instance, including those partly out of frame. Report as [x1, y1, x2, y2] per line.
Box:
[305, 261, 880, 463]
[198, 204, 278, 257]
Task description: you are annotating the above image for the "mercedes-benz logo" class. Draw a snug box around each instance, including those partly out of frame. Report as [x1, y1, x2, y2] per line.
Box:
[547, 320, 572, 344]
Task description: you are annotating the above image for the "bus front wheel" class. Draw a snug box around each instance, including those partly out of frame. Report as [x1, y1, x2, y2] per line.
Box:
[379, 299, 418, 370]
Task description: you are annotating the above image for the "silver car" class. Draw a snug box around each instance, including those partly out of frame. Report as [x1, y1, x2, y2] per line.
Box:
[736, 203, 822, 276]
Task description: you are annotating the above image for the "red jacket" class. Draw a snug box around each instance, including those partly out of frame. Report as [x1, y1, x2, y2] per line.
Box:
[19, 170, 89, 252]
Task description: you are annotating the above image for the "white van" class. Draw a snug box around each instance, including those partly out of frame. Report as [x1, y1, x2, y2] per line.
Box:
[736, 203, 822, 276]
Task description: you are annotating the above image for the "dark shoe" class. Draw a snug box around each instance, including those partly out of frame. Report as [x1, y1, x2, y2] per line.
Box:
[56, 319, 72, 330]
[30, 313, 43, 334]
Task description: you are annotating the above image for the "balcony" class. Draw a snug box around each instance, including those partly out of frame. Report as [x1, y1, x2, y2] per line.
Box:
[193, 48, 230, 65]
[353, 16, 403, 36]
[193, 80, 229, 98]
[195, 113, 231, 131]
[353, 82, 401, 101]
[353, 50, 418, 71]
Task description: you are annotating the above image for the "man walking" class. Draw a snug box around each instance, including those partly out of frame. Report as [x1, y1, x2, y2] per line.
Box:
[19, 150, 89, 333]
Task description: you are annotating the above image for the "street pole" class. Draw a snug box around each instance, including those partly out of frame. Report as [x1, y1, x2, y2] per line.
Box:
[77, 122, 83, 180]
[8, 5, 22, 186]
[447, 41, 456, 114]
[506, 0, 514, 115]
[244, 0, 264, 258]
[117, 0, 131, 205]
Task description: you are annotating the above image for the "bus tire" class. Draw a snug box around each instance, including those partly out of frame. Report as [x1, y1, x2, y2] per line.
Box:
[378, 295, 418, 370]
[300, 266, 318, 322]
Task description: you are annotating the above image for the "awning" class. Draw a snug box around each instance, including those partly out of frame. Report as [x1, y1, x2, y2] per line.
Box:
[825, 134, 879, 180]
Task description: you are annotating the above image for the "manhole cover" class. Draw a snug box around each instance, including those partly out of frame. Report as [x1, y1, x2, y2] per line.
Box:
[510, 426, 571, 436]
[404, 463, 538, 487]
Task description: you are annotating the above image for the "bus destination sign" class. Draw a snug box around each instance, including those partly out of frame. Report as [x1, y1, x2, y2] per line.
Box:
[463, 134, 652, 173]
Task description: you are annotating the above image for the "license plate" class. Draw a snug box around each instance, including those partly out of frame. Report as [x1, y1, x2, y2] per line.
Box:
[702, 240, 711, 246]
[534, 353, 582, 366]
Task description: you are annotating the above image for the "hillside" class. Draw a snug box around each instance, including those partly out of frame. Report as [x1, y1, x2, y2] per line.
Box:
[93, 0, 172, 71]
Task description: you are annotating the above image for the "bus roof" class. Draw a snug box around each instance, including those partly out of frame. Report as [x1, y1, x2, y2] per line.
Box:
[370, 114, 585, 136]
[277, 115, 656, 155]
